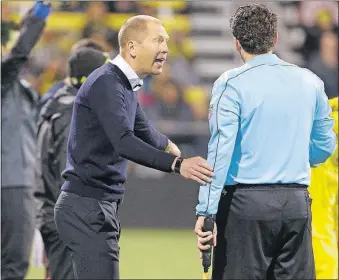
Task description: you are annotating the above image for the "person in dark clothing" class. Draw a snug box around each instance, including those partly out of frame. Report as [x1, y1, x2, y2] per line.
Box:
[54, 15, 214, 279]
[38, 80, 65, 107]
[38, 38, 107, 109]
[1, 2, 51, 279]
[36, 47, 108, 280]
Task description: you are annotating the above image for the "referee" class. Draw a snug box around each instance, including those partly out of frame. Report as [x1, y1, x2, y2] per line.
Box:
[195, 4, 336, 280]
[54, 15, 213, 279]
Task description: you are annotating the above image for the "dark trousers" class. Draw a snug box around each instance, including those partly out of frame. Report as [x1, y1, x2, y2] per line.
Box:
[37, 200, 74, 280]
[1, 187, 35, 280]
[54, 191, 121, 280]
[212, 185, 315, 280]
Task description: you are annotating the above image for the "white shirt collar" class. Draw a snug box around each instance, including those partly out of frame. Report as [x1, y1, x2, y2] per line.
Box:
[110, 54, 143, 91]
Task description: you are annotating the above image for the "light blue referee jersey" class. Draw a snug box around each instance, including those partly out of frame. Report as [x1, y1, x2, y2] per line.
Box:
[196, 53, 336, 217]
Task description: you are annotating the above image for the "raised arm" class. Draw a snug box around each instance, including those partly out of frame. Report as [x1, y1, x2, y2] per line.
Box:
[1, 1, 51, 90]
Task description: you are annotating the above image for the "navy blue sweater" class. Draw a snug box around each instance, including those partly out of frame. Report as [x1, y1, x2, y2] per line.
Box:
[61, 63, 176, 201]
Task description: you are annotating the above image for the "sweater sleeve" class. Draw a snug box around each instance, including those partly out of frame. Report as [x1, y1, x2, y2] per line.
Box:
[87, 74, 176, 172]
[134, 102, 169, 150]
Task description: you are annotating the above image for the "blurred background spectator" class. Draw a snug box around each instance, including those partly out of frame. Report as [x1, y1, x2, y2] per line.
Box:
[81, 2, 118, 53]
[298, 1, 338, 61]
[154, 79, 194, 122]
[307, 31, 338, 99]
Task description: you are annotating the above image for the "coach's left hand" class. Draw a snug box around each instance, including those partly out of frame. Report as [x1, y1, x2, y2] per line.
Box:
[166, 140, 181, 157]
[195, 216, 217, 257]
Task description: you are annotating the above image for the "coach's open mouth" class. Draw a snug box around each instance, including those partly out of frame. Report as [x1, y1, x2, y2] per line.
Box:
[154, 58, 166, 63]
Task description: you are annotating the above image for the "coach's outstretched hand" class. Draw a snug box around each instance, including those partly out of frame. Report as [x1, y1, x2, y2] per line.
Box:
[180, 157, 214, 184]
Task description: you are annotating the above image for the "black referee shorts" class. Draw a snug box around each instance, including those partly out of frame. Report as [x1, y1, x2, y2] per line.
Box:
[212, 184, 315, 280]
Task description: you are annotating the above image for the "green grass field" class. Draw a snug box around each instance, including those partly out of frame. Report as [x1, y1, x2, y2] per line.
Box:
[26, 228, 205, 279]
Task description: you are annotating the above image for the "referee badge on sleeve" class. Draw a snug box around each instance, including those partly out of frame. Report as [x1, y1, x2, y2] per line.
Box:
[208, 104, 214, 120]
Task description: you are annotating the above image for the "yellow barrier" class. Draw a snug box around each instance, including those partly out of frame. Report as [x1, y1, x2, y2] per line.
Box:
[141, 1, 186, 10]
[309, 97, 338, 279]
[11, 12, 191, 33]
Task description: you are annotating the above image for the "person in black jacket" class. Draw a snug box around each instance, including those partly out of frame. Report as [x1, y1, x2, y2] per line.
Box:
[36, 47, 108, 280]
[37, 38, 107, 110]
[1, 1, 51, 279]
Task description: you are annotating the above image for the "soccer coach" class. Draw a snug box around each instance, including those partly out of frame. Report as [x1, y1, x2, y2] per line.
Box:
[54, 15, 213, 279]
[195, 4, 336, 280]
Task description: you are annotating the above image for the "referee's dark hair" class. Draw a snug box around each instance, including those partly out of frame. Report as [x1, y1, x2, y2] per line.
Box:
[230, 4, 278, 55]
[68, 47, 108, 89]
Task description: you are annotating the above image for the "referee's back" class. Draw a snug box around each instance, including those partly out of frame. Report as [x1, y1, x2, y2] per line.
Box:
[199, 4, 335, 279]
[214, 54, 336, 186]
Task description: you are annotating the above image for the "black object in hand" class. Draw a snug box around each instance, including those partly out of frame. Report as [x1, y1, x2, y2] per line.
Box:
[202, 217, 214, 273]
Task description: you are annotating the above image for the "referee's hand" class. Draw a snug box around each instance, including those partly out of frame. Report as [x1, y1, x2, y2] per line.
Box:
[180, 157, 213, 185]
[195, 216, 217, 255]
